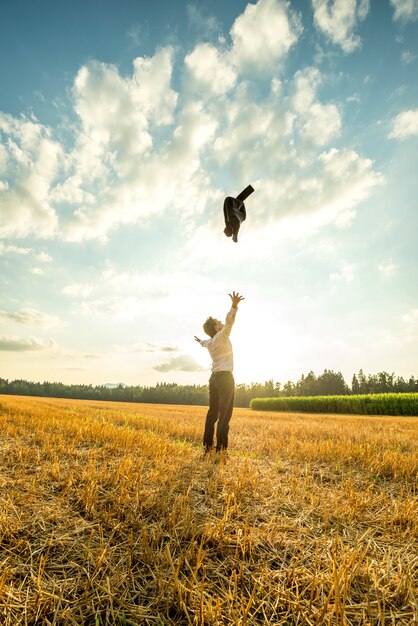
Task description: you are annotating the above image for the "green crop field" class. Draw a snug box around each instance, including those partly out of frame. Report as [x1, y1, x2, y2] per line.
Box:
[250, 393, 418, 416]
[0, 394, 417, 625]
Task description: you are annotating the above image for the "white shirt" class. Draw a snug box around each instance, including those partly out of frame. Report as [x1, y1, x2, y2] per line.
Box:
[200, 306, 237, 372]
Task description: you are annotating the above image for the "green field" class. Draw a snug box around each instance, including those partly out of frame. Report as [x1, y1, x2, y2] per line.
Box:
[0, 395, 417, 625]
[250, 393, 418, 415]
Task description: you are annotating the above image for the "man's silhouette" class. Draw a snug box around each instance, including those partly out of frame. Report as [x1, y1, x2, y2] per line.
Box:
[194, 291, 245, 454]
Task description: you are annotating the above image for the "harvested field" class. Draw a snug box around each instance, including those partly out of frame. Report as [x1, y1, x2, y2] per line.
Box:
[0, 394, 417, 625]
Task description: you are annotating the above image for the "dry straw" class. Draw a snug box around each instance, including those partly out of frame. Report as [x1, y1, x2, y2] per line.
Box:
[0, 395, 417, 625]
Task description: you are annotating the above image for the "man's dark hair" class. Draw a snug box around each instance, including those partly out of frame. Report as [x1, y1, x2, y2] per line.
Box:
[203, 317, 217, 338]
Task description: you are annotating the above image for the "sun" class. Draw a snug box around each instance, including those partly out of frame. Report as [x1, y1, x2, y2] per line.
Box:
[231, 312, 300, 385]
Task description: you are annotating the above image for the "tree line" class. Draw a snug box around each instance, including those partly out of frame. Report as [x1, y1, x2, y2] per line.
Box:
[0, 369, 417, 407]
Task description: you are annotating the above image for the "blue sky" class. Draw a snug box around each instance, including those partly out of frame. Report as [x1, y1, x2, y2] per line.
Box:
[0, 0, 417, 387]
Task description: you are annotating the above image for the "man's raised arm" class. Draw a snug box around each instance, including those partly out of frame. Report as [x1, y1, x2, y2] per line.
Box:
[223, 291, 245, 336]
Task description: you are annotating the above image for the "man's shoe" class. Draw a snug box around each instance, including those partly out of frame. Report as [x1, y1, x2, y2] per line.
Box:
[215, 449, 228, 463]
[201, 447, 215, 461]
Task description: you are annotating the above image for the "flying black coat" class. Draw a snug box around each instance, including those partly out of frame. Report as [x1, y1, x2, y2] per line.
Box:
[223, 185, 254, 243]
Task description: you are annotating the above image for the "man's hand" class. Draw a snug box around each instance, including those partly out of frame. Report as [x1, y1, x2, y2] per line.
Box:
[229, 291, 245, 308]
[194, 336, 202, 344]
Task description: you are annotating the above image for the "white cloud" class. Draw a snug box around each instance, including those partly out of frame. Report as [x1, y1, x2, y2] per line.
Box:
[35, 251, 53, 262]
[30, 267, 44, 275]
[185, 44, 237, 95]
[205, 63, 379, 245]
[62, 283, 94, 298]
[329, 261, 355, 283]
[69, 47, 177, 182]
[135, 342, 180, 353]
[211, 67, 342, 192]
[0, 144, 8, 173]
[401, 309, 418, 343]
[60, 264, 221, 326]
[47, 47, 210, 242]
[311, 148, 382, 223]
[402, 309, 418, 325]
[154, 354, 206, 372]
[401, 50, 417, 64]
[312, 0, 370, 53]
[0, 113, 62, 238]
[346, 93, 360, 103]
[230, 0, 302, 73]
[132, 48, 179, 125]
[62, 60, 217, 241]
[0, 242, 31, 255]
[186, 5, 222, 35]
[390, 0, 418, 21]
[389, 108, 418, 139]
[0, 1, 381, 248]
[127, 23, 147, 49]
[277, 147, 380, 233]
[378, 259, 396, 278]
[183, 141, 383, 264]
[291, 68, 342, 146]
[0, 307, 58, 327]
[300, 102, 342, 145]
[0, 335, 57, 351]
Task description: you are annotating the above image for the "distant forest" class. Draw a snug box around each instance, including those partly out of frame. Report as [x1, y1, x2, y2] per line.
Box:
[1, 369, 417, 408]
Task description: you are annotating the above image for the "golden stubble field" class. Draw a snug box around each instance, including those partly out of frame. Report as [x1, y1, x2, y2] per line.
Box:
[0, 395, 417, 626]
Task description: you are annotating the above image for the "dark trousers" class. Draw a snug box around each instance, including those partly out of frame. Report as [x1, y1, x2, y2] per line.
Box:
[203, 371, 235, 451]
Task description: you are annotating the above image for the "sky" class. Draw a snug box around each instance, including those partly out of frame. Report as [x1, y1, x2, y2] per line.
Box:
[0, 0, 417, 388]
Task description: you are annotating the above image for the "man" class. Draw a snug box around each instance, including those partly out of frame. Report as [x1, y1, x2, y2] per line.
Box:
[194, 291, 245, 454]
